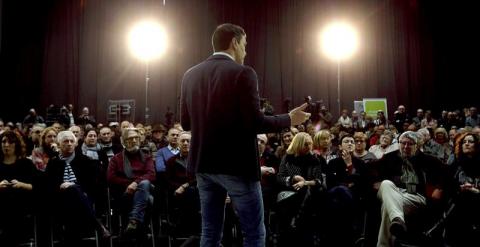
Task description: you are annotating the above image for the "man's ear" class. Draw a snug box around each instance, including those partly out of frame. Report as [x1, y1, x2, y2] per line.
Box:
[230, 37, 237, 49]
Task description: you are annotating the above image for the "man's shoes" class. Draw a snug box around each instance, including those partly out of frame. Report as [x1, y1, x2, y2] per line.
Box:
[390, 217, 407, 239]
[126, 219, 138, 234]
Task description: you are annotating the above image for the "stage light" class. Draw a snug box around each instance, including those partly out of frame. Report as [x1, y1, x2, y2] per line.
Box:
[321, 22, 358, 61]
[128, 20, 168, 124]
[320, 21, 359, 115]
[129, 21, 167, 62]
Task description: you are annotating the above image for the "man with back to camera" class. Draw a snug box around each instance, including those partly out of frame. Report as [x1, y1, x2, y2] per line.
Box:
[180, 23, 310, 247]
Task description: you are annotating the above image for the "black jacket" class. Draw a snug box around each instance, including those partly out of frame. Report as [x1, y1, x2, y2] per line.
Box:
[180, 54, 290, 180]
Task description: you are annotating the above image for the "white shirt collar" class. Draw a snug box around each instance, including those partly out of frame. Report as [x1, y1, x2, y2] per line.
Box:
[168, 144, 180, 154]
[213, 51, 235, 61]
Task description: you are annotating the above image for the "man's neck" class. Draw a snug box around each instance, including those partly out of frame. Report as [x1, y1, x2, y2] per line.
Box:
[213, 51, 235, 61]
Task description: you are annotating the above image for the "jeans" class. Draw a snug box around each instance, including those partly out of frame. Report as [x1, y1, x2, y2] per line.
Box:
[129, 180, 152, 223]
[196, 173, 265, 247]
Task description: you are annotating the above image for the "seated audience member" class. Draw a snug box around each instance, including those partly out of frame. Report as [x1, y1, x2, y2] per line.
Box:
[312, 129, 338, 164]
[81, 129, 109, 168]
[369, 130, 399, 159]
[31, 126, 59, 171]
[276, 132, 325, 246]
[258, 134, 280, 211]
[464, 107, 480, 127]
[420, 110, 438, 129]
[98, 126, 122, 161]
[352, 132, 377, 163]
[369, 124, 386, 147]
[138, 127, 157, 156]
[374, 111, 388, 127]
[275, 129, 294, 159]
[155, 128, 180, 172]
[107, 128, 156, 233]
[23, 108, 45, 128]
[417, 127, 446, 162]
[25, 124, 45, 156]
[69, 125, 84, 147]
[325, 134, 369, 246]
[151, 124, 168, 156]
[165, 131, 200, 235]
[81, 128, 109, 207]
[443, 132, 480, 245]
[433, 127, 452, 164]
[45, 131, 110, 245]
[372, 131, 445, 246]
[337, 109, 353, 130]
[412, 109, 424, 129]
[76, 107, 96, 126]
[0, 131, 38, 245]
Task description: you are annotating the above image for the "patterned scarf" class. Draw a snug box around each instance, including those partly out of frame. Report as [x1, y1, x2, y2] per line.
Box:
[82, 143, 100, 160]
[59, 153, 77, 183]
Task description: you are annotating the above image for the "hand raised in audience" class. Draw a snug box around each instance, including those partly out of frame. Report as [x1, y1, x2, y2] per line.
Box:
[341, 150, 353, 166]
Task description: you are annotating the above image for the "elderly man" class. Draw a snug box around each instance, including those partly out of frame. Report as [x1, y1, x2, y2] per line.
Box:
[165, 131, 200, 235]
[45, 131, 110, 244]
[373, 131, 445, 246]
[107, 128, 156, 233]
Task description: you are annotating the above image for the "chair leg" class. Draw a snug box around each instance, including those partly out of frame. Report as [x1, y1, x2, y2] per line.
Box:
[150, 217, 156, 247]
[33, 215, 38, 247]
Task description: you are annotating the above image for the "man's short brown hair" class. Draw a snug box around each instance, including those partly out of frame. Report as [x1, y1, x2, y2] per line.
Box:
[212, 23, 245, 52]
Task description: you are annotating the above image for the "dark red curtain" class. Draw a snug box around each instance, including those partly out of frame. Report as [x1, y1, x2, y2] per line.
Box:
[0, 0, 477, 123]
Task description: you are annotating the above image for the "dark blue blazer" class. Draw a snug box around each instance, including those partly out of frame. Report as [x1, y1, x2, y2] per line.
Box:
[180, 54, 290, 180]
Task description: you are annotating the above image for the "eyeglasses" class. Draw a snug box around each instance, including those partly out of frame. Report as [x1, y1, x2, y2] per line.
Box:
[342, 140, 355, 144]
[125, 136, 140, 142]
[354, 140, 365, 143]
[399, 141, 416, 146]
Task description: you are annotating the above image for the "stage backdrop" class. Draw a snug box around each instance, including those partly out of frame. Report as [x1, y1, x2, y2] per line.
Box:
[1, 0, 478, 124]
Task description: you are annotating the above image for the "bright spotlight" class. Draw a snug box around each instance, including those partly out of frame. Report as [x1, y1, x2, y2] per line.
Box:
[321, 22, 358, 61]
[129, 21, 167, 61]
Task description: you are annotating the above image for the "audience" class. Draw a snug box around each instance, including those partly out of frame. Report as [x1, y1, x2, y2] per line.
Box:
[1, 102, 479, 246]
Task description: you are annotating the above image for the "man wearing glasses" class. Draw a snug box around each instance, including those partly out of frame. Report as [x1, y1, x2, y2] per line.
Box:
[107, 128, 156, 233]
[373, 131, 445, 246]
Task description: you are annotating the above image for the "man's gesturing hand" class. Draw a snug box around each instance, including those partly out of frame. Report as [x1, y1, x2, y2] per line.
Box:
[289, 103, 311, 126]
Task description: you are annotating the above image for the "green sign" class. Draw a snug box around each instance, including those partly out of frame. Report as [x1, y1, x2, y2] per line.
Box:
[363, 98, 388, 119]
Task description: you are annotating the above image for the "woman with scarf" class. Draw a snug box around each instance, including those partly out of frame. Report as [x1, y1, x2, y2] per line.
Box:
[31, 126, 59, 171]
[45, 130, 110, 246]
[81, 128, 109, 213]
[107, 128, 156, 234]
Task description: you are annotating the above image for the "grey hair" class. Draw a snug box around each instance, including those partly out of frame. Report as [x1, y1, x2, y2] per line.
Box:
[120, 127, 140, 147]
[57, 130, 77, 144]
[399, 131, 419, 144]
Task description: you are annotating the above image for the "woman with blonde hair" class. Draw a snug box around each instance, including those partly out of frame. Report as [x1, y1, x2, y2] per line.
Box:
[313, 129, 337, 163]
[276, 132, 325, 246]
[31, 126, 59, 171]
